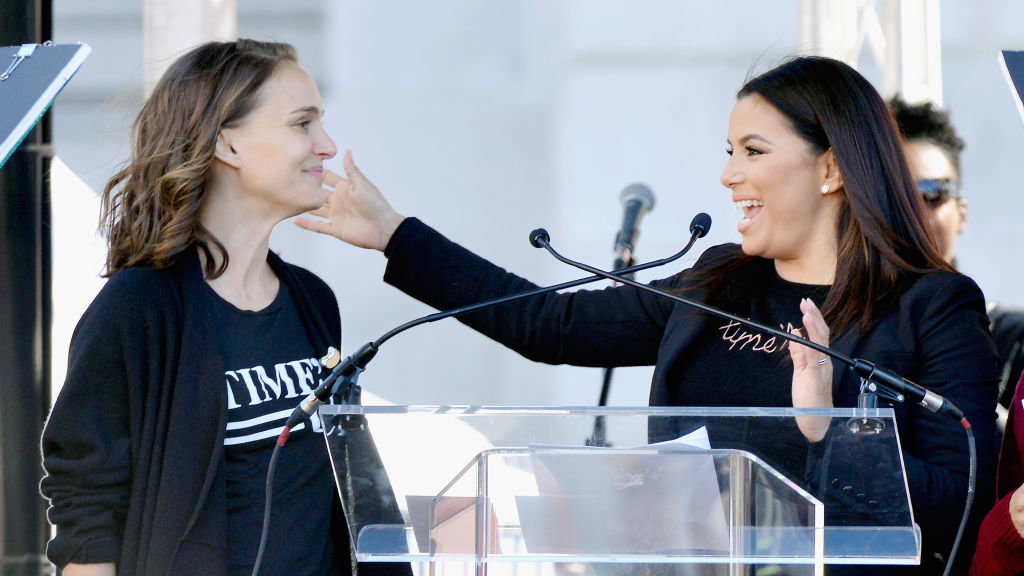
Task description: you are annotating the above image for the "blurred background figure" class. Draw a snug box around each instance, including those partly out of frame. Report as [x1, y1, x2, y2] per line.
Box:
[890, 95, 1024, 432]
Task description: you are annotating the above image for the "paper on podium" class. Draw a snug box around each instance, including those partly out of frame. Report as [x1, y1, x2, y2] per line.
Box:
[520, 427, 730, 555]
[0, 42, 90, 168]
[1000, 50, 1024, 125]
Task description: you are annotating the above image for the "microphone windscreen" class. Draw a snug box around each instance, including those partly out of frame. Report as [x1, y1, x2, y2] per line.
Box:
[689, 213, 712, 238]
[529, 228, 551, 248]
[620, 183, 655, 211]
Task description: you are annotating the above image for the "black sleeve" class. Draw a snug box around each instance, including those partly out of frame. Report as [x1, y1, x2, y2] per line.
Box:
[989, 305, 1024, 408]
[805, 420, 915, 524]
[900, 275, 999, 560]
[39, 274, 154, 567]
[383, 217, 696, 368]
[808, 273, 1000, 569]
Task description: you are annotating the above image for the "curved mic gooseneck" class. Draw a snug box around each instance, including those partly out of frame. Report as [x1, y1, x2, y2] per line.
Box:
[283, 212, 714, 434]
[529, 227, 966, 422]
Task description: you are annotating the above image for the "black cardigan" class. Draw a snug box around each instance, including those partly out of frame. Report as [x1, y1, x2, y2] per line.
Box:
[383, 217, 1001, 574]
[41, 247, 341, 574]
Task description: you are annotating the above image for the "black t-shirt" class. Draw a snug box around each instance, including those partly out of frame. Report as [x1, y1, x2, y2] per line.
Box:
[667, 267, 830, 480]
[206, 281, 343, 576]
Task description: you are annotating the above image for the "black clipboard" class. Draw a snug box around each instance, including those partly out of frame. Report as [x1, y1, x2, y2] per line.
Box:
[1000, 50, 1024, 126]
[0, 42, 91, 168]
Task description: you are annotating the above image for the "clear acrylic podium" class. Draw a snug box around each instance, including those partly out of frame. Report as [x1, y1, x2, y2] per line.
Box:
[320, 405, 920, 575]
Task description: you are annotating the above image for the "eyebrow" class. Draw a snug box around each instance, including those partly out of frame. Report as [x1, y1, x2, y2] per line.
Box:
[729, 134, 772, 147]
[290, 105, 323, 117]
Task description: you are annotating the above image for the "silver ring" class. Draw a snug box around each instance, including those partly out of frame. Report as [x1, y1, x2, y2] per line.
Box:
[816, 357, 830, 365]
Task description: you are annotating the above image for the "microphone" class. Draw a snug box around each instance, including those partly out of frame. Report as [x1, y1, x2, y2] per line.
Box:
[614, 183, 656, 268]
[530, 229, 966, 423]
[283, 215, 713, 436]
[688, 212, 712, 239]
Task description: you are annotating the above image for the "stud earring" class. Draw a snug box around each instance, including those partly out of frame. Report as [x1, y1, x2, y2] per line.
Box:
[820, 184, 830, 195]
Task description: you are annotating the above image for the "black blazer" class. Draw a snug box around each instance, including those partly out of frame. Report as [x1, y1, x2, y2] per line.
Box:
[384, 217, 1000, 574]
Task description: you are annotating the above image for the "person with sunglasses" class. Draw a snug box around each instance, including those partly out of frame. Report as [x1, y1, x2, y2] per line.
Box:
[889, 97, 968, 265]
[890, 96, 1024, 432]
[888, 97, 1024, 574]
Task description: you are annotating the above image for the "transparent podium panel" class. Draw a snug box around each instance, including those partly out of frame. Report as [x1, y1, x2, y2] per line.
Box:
[320, 406, 920, 575]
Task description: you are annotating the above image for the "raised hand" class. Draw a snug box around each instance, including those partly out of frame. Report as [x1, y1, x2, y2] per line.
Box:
[790, 297, 834, 442]
[295, 150, 405, 252]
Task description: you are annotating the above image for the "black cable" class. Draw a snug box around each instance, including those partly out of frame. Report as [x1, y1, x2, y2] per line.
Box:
[943, 420, 976, 576]
[251, 430, 287, 576]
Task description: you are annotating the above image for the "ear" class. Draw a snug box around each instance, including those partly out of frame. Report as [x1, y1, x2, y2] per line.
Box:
[214, 130, 242, 168]
[819, 148, 844, 195]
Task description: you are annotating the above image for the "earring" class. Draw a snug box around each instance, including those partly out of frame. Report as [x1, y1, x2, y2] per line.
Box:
[820, 184, 830, 195]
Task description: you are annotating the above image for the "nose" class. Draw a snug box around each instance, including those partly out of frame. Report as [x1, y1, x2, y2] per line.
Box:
[315, 125, 338, 159]
[720, 155, 740, 189]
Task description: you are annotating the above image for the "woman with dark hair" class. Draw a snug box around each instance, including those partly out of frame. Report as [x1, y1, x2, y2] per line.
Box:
[299, 56, 999, 574]
[40, 39, 401, 576]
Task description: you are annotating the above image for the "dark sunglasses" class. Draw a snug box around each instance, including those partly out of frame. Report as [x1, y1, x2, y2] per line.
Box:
[916, 178, 961, 207]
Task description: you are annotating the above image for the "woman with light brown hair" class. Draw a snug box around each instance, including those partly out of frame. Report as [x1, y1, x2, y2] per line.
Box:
[39, 39, 403, 576]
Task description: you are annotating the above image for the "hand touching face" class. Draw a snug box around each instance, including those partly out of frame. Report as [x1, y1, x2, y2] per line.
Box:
[294, 150, 405, 252]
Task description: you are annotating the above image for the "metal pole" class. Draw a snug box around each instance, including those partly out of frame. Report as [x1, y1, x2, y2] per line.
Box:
[0, 0, 54, 574]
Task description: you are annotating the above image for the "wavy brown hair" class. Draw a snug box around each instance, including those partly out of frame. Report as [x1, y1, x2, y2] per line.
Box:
[697, 56, 952, 337]
[99, 39, 297, 278]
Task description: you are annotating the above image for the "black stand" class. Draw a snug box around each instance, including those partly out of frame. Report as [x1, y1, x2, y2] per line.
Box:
[2, 6, 54, 575]
[0, 32, 89, 576]
[585, 255, 633, 447]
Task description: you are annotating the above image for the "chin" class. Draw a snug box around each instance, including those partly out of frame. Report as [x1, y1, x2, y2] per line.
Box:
[300, 192, 327, 212]
[739, 239, 761, 257]
[282, 200, 321, 220]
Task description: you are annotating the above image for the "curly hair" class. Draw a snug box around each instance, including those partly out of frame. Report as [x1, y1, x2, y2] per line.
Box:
[99, 39, 297, 278]
[889, 95, 965, 179]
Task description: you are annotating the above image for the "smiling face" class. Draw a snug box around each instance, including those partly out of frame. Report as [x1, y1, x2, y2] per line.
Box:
[720, 95, 843, 283]
[213, 61, 338, 223]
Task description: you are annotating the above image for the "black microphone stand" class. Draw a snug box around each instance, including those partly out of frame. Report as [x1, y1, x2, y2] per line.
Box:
[586, 252, 635, 448]
[529, 228, 976, 576]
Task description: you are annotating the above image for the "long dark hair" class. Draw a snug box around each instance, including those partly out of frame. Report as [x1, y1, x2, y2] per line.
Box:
[99, 39, 297, 278]
[699, 56, 952, 336]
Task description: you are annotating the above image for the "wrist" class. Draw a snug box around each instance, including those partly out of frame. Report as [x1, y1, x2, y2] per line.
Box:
[377, 212, 406, 252]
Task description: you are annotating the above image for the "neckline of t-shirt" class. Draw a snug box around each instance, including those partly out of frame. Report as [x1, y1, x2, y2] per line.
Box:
[203, 279, 290, 316]
[766, 266, 831, 299]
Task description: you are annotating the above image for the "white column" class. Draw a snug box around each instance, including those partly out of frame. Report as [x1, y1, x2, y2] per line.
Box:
[800, 0, 942, 103]
[143, 0, 237, 94]
[888, 0, 943, 104]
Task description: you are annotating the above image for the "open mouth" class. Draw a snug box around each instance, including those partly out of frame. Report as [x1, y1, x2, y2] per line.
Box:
[734, 199, 764, 222]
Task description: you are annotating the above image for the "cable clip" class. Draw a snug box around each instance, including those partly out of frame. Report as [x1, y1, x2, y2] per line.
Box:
[1, 44, 38, 81]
